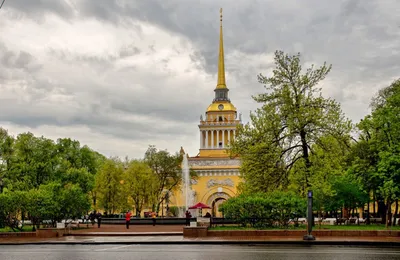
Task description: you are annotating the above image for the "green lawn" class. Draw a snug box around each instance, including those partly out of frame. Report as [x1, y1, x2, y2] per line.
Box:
[210, 224, 400, 231]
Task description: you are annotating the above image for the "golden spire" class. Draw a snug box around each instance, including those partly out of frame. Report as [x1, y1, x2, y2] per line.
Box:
[216, 8, 226, 89]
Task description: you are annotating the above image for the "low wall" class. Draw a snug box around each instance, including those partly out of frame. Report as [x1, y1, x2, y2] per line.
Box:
[0, 228, 66, 238]
[183, 227, 208, 237]
[0, 232, 36, 238]
[36, 228, 66, 238]
[184, 229, 400, 238]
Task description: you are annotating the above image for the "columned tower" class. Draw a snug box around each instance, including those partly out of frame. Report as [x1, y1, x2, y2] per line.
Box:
[174, 9, 242, 218]
[198, 8, 242, 157]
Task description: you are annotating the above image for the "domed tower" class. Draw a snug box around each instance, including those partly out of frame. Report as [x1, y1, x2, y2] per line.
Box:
[186, 9, 242, 217]
[198, 8, 242, 157]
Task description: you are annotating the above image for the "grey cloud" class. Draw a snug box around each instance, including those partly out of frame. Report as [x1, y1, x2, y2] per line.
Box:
[119, 45, 141, 58]
[6, 0, 75, 19]
[0, 92, 195, 140]
[2, 0, 400, 155]
[0, 44, 42, 73]
[47, 49, 116, 73]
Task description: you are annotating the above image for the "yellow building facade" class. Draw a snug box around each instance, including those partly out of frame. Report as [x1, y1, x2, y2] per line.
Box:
[170, 9, 242, 217]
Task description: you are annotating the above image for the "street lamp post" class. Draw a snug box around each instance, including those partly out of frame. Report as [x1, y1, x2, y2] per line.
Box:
[303, 190, 316, 240]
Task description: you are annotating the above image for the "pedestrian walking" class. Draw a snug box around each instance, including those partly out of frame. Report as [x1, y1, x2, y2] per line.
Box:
[96, 212, 102, 228]
[125, 210, 132, 229]
[89, 212, 95, 226]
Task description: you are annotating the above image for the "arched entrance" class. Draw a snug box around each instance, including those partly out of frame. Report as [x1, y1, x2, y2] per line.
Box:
[212, 198, 226, 217]
[206, 192, 231, 217]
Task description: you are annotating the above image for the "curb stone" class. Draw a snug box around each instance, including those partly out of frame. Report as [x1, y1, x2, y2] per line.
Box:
[1, 240, 400, 247]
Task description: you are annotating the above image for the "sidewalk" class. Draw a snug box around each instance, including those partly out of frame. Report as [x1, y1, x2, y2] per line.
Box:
[68, 224, 183, 236]
[1, 225, 399, 246]
[1, 235, 400, 246]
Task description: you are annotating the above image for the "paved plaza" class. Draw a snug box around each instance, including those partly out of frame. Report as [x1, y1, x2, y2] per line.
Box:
[0, 225, 399, 246]
[1, 244, 400, 260]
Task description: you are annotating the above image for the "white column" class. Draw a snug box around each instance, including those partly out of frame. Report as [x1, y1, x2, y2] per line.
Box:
[228, 129, 231, 144]
[217, 130, 219, 148]
[205, 130, 209, 148]
[222, 130, 225, 148]
[200, 130, 203, 148]
[211, 130, 214, 148]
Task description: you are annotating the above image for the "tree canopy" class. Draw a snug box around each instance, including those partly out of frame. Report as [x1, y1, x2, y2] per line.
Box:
[0, 130, 105, 230]
[231, 51, 352, 194]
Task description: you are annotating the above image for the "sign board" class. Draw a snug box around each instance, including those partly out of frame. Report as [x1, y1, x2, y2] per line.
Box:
[190, 222, 197, 227]
[197, 217, 210, 223]
[56, 222, 64, 229]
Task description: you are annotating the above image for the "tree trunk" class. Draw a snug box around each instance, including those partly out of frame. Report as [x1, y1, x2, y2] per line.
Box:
[378, 199, 386, 224]
[318, 211, 322, 229]
[299, 129, 311, 188]
[335, 211, 339, 225]
[393, 200, 398, 226]
[366, 200, 370, 225]
[385, 199, 391, 228]
[135, 208, 141, 218]
[92, 192, 97, 207]
[373, 199, 376, 216]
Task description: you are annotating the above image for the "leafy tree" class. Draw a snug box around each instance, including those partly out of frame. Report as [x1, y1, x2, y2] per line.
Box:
[122, 160, 157, 216]
[0, 128, 14, 177]
[60, 183, 91, 221]
[144, 145, 184, 213]
[9, 133, 58, 190]
[347, 123, 380, 223]
[26, 183, 61, 229]
[95, 158, 124, 214]
[0, 191, 28, 230]
[231, 51, 351, 194]
[329, 175, 369, 219]
[303, 136, 350, 220]
[61, 168, 95, 194]
[0, 128, 105, 228]
[350, 79, 400, 226]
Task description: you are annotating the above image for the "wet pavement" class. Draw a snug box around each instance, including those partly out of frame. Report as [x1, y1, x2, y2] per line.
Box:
[1, 235, 399, 245]
[1, 225, 399, 246]
[0, 244, 399, 260]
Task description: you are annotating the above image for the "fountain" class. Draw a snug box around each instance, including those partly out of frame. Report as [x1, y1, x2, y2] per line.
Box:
[181, 154, 195, 216]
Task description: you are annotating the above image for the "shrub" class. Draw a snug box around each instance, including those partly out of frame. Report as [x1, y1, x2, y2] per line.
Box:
[168, 206, 180, 217]
[219, 191, 306, 228]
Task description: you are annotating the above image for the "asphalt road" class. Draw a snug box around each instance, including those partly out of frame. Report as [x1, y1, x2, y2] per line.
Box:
[0, 244, 399, 260]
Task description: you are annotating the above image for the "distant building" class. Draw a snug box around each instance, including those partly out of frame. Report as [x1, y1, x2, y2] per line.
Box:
[169, 9, 242, 217]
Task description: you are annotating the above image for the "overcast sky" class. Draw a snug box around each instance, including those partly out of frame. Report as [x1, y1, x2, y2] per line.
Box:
[0, 0, 399, 159]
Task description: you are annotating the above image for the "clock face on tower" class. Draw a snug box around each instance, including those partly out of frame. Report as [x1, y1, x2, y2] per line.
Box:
[218, 104, 224, 110]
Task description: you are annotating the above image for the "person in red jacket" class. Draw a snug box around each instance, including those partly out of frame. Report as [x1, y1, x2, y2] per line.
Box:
[125, 210, 132, 229]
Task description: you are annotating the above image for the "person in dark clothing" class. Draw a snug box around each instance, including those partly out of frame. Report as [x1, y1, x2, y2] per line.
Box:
[89, 212, 95, 226]
[185, 210, 192, 226]
[96, 212, 102, 228]
[125, 210, 132, 229]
